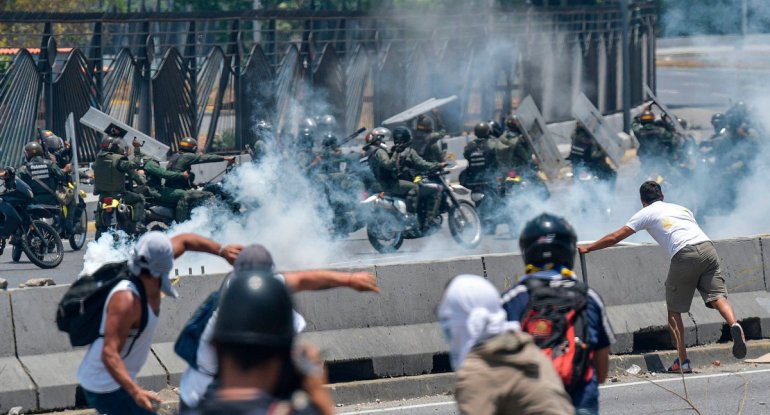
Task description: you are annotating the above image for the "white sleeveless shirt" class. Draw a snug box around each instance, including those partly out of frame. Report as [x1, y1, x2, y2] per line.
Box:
[77, 279, 159, 393]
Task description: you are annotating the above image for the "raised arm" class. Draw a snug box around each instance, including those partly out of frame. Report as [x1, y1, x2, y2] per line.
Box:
[170, 233, 242, 263]
[282, 270, 378, 293]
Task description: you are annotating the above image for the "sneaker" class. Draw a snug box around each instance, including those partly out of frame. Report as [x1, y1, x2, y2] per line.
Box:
[667, 358, 692, 374]
[731, 323, 747, 359]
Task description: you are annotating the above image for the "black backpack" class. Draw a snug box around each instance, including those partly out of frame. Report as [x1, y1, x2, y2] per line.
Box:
[174, 291, 220, 372]
[520, 277, 592, 392]
[56, 261, 148, 348]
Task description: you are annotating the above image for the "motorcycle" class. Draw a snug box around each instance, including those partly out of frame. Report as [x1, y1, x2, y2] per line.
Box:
[94, 194, 137, 240]
[27, 181, 88, 251]
[363, 168, 482, 253]
[0, 167, 64, 268]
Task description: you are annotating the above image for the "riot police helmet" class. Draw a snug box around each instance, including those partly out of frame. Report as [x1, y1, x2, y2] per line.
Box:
[319, 114, 337, 132]
[639, 110, 655, 125]
[367, 127, 392, 146]
[100, 136, 123, 154]
[676, 117, 688, 130]
[179, 137, 198, 153]
[519, 213, 578, 270]
[321, 134, 339, 150]
[256, 120, 272, 131]
[415, 114, 434, 132]
[488, 120, 503, 138]
[505, 115, 523, 133]
[474, 122, 491, 139]
[213, 268, 294, 348]
[298, 128, 315, 148]
[711, 113, 725, 132]
[43, 134, 64, 154]
[392, 126, 413, 146]
[300, 117, 317, 131]
[24, 142, 45, 160]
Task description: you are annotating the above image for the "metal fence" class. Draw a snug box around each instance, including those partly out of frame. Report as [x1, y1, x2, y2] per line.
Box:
[0, 2, 656, 166]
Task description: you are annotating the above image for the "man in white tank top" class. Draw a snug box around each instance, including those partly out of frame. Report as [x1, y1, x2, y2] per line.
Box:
[578, 181, 746, 374]
[77, 231, 242, 415]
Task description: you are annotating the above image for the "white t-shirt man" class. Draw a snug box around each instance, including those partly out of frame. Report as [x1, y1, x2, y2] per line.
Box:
[625, 201, 710, 258]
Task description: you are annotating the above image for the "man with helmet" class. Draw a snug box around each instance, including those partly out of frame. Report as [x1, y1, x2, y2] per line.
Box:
[92, 135, 148, 232]
[249, 120, 273, 163]
[632, 109, 677, 173]
[165, 137, 235, 190]
[18, 142, 78, 230]
[496, 115, 537, 177]
[579, 181, 746, 373]
[364, 126, 413, 199]
[392, 126, 445, 228]
[39, 129, 72, 170]
[567, 122, 616, 184]
[461, 122, 501, 234]
[502, 213, 615, 414]
[296, 127, 316, 169]
[179, 243, 378, 413]
[410, 114, 446, 163]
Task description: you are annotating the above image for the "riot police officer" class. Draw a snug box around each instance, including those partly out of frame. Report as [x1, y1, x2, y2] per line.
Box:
[180, 269, 329, 415]
[567, 123, 616, 184]
[18, 142, 77, 232]
[39, 130, 72, 170]
[461, 122, 499, 187]
[92, 136, 147, 231]
[632, 110, 677, 173]
[393, 126, 444, 229]
[250, 120, 273, 163]
[496, 115, 537, 176]
[165, 137, 235, 190]
[365, 127, 416, 204]
[296, 127, 316, 169]
[411, 114, 445, 163]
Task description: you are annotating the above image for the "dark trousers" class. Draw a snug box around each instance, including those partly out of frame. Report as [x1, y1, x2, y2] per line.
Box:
[83, 387, 156, 415]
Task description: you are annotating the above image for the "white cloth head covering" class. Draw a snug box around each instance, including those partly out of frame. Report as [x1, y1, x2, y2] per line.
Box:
[437, 274, 520, 370]
[127, 231, 177, 298]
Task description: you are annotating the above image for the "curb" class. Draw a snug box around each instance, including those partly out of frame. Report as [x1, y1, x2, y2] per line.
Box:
[33, 340, 770, 415]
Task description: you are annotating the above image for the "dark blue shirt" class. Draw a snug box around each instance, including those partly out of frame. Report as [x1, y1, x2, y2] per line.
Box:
[501, 270, 615, 412]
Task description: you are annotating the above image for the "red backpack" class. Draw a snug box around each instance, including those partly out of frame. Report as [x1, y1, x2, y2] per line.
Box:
[521, 277, 593, 392]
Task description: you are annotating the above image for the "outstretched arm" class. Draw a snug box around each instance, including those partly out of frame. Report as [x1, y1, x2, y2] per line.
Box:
[578, 226, 635, 254]
[170, 233, 242, 263]
[282, 270, 378, 293]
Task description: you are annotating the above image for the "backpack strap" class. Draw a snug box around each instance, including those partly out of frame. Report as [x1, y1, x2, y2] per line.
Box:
[122, 274, 149, 358]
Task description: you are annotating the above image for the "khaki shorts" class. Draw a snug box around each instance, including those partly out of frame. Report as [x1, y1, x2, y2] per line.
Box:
[666, 241, 728, 313]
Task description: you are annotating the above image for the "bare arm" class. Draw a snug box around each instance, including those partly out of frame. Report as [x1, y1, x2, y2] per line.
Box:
[578, 226, 635, 254]
[593, 347, 610, 384]
[282, 270, 379, 293]
[170, 233, 242, 263]
[101, 291, 160, 411]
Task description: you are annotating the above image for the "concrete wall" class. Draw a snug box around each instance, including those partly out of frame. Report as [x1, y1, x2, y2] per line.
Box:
[2, 236, 770, 411]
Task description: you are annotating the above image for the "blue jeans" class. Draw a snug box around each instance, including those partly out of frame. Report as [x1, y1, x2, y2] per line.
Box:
[83, 387, 157, 415]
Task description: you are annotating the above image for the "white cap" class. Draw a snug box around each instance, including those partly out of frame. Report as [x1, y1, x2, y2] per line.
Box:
[127, 231, 177, 298]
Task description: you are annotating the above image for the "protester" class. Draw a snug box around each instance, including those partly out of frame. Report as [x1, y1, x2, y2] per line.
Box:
[437, 274, 574, 415]
[183, 268, 330, 414]
[76, 232, 242, 415]
[179, 244, 379, 410]
[578, 181, 746, 373]
[503, 213, 614, 415]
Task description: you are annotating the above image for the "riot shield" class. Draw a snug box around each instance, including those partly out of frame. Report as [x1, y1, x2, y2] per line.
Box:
[382, 95, 458, 125]
[644, 85, 686, 136]
[571, 93, 624, 169]
[80, 107, 170, 161]
[65, 113, 80, 188]
[515, 96, 562, 179]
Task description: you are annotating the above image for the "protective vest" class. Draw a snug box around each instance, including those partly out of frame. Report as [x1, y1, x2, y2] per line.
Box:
[166, 153, 195, 189]
[21, 157, 58, 199]
[367, 147, 397, 183]
[93, 152, 127, 194]
[464, 139, 496, 184]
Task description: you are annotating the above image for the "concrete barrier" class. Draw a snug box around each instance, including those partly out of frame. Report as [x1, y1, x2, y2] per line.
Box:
[5, 236, 770, 412]
[0, 290, 37, 413]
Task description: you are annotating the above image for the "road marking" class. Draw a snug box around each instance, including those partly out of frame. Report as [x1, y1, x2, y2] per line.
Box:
[599, 367, 770, 389]
[658, 89, 680, 94]
[338, 401, 456, 414]
[337, 369, 770, 414]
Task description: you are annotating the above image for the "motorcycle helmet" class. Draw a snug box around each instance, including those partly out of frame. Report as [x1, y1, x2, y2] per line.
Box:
[392, 126, 413, 146]
[179, 137, 198, 153]
[488, 120, 503, 138]
[505, 115, 522, 132]
[213, 268, 294, 348]
[43, 135, 64, 154]
[321, 134, 339, 150]
[639, 110, 655, 125]
[319, 114, 337, 133]
[711, 113, 725, 133]
[474, 122, 491, 139]
[100, 136, 124, 154]
[298, 128, 315, 149]
[519, 213, 578, 270]
[368, 127, 392, 146]
[300, 117, 317, 131]
[24, 142, 45, 160]
[415, 114, 434, 132]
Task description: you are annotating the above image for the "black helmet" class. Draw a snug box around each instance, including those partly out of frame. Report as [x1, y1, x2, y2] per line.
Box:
[24, 142, 45, 160]
[179, 137, 198, 153]
[321, 134, 339, 150]
[392, 126, 412, 146]
[213, 268, 294, 348]
[415, 114, 434, 132]
[100, 136, 123, 154]
[368, 127, 392, 146]
[474, 122, 491, 139]
[711, 113, 725, 132]
[299, 128, 314, 149]
[488, 120, 503, 137]
[505, 115, 522, 132]
[519, 213, 578, 270]
[300, 117, 317, 131]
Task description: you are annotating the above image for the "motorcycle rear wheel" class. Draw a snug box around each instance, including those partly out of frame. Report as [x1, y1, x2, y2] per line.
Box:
[22, 221, 64, 269]
[366, 209, 404, 254]
[448, 200, 482, 249]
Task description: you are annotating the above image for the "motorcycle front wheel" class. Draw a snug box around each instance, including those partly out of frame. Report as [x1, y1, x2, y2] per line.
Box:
[448, 200, 482, 249]
[69, 206, 88, 251]
[21, 221, 64, 269]
[366, 209, 404, 254]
